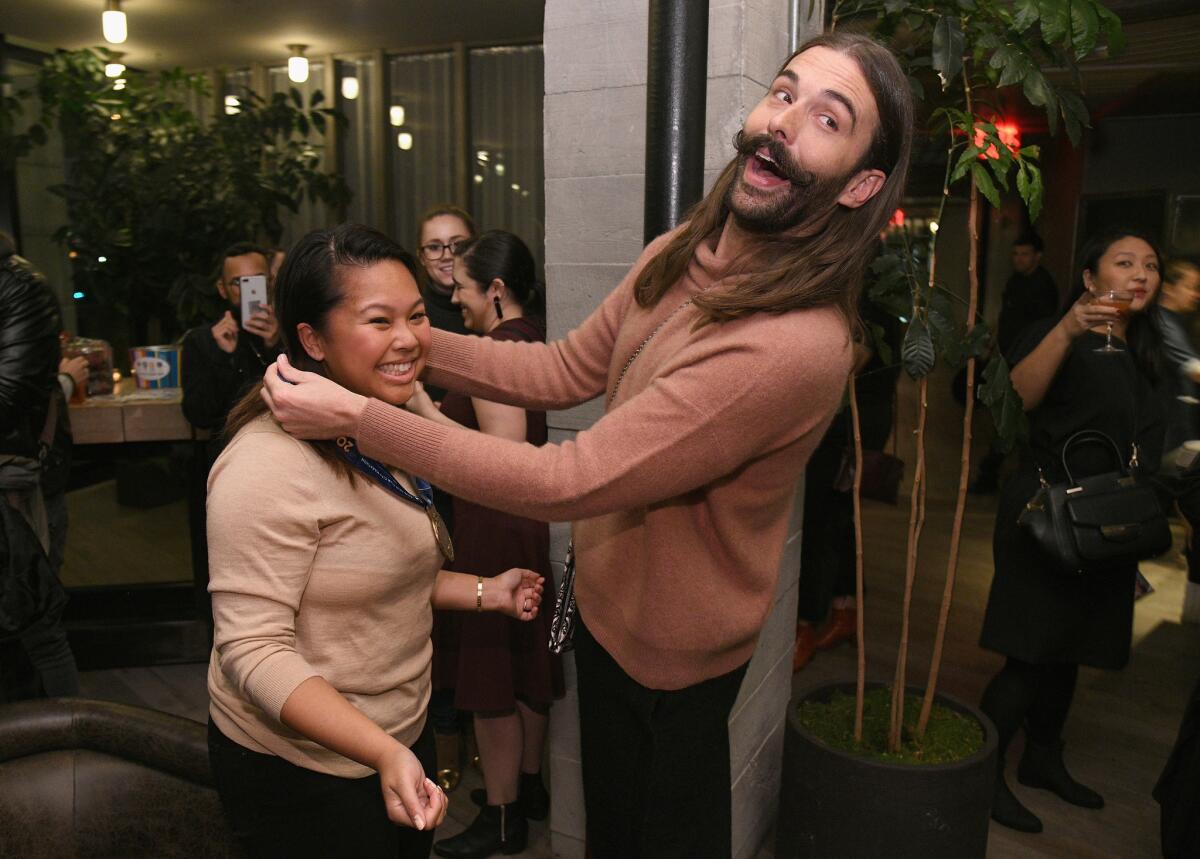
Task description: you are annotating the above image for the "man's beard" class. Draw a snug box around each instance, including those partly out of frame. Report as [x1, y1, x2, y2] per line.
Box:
[725, 131, 851, 234]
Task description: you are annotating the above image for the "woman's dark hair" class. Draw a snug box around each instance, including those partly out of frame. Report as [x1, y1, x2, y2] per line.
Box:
[1062, 227, 1165, 382]
[224, 223, 421, 479]
[456, 230, 546, 320]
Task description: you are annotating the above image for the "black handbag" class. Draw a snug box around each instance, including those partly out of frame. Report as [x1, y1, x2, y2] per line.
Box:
[1018, 430, 1171, 575]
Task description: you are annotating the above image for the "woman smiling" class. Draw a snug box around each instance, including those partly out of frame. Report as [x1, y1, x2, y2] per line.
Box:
[205, 224, 543, 858]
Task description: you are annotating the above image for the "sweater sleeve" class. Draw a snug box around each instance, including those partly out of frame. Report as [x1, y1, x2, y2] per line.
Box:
[358, 310, 852, 522]
[421, 232, 677, 410]
[207, 428, 323, 720]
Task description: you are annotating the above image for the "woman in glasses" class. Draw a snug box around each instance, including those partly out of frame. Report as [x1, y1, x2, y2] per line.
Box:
[417, 205, 476, 342]
[415, 203, 477, 789]
[406, 231, 562, 859]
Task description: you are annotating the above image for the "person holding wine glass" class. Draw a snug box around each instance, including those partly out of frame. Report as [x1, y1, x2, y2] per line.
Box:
[977, 228, 1166, 834]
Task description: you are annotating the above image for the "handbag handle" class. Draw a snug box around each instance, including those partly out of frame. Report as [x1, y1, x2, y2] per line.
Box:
[1060, 430, 1127, 485]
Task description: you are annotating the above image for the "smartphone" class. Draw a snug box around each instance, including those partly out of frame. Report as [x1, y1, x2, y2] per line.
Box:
[238, 275, 268, 329]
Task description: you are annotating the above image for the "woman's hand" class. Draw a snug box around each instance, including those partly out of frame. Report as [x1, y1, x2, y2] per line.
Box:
[1058, 291, 1120, 339]
[404, 381, 440, 420]
[261, 354, 367, 439]
[492, 568, 545, 621]
[375, 741, 449, 831]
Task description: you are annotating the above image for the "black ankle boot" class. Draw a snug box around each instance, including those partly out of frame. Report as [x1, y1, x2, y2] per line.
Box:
[992, 774, 1043, 833]
[1018, 739, 1104, 809]
[433, 802, 527, 859]
[470, 772, 550, 821]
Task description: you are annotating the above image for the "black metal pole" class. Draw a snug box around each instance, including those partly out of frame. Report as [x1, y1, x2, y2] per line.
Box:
[643, 0, 709, 245]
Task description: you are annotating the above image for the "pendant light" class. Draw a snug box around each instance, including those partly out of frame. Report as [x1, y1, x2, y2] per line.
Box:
[287, 45, 309, 84]
[102, 0, 127, 44]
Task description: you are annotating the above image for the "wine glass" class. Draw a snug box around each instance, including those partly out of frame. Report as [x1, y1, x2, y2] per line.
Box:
[1094, 288, 1134, 353]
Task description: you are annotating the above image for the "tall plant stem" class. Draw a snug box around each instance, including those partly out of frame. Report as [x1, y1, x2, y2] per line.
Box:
[917, 65, 982, 738]
[889, 374, 928, 753]
[849, 372, 867, 743]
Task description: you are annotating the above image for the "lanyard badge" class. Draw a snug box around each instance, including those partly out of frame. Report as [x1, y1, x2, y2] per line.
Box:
[336, 436, 455, 563]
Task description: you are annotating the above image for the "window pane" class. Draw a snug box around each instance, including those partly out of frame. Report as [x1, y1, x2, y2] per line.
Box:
[336, 58, 380, 229]
[469, 45, 545, 273]
[389, 52, 457, 253]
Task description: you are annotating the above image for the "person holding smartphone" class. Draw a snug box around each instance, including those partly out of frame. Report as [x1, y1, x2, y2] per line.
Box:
[182, 242, 283, 463]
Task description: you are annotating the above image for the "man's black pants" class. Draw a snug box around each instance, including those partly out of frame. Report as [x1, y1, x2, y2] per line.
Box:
[574, 616, 748, 859]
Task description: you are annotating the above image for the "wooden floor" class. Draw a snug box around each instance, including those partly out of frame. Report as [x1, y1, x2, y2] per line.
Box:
[73, 493, 1194, 858]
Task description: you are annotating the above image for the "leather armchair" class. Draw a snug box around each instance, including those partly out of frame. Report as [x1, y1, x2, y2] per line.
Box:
[0, 698, 235, 857]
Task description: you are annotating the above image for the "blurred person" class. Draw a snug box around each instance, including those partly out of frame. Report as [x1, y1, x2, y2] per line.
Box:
[182, 242, 282, 461]
[206, 224, 544, 858]
[979, 229, 1165, 834]
[1156, 260, 1200, 452]
[415, 204, 477, 790]
[402, 231, 562, 858]
[0, 231, 78, 697]
[970, 232, 1060, 494]
[261, 33, 913, 857]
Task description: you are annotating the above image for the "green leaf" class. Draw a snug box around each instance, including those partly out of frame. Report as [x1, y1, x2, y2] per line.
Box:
[1012, 0, 1040, 32]
[289, 88, 303, 109]
[978, 355, 1029, 452]
[951, 145, 979, 183]
[1021, 161, 1045, 222]
[310, 89, 325, 108]
[994, 46, 1036, 88]
[1058, 89, 1090, 147]
[928, 289, 963, 368]
[1023, 70, 1059, 137]
[1097, 4, 1126, 56]
[964, 321, 991, 360]
[1037, 0, 1070, 45]
[932, 16, 965, 90]
[1070, 1, 1101, 60]
[970, 162, 1002, 208]
[884, 0, 908, 13]
[901, 316, 936, 379]
[867, 320, 895, 367]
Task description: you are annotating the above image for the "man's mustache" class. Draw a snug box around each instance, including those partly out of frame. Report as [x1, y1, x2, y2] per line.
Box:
[733, 131, 816, 188]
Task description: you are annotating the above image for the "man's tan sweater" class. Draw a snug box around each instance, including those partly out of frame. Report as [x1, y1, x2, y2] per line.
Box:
[357, 233, 853, 690]
[207, 415, 441, 777]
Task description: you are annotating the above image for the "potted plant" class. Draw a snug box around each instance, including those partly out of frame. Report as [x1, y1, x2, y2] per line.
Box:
[7, 46, 350, 357]
[780, 1, 1125, 855]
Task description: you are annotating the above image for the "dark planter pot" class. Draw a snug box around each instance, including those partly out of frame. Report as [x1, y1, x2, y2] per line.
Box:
[776, 682, 998, 859]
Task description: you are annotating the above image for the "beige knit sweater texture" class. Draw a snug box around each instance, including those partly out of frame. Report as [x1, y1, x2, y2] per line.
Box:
[357, 232, 854, 690]
[206, 415, 441, 777]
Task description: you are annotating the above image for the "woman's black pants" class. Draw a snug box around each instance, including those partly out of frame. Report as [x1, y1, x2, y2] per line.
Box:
[208, 719, 437, 858]
[574, 616, 749, 859]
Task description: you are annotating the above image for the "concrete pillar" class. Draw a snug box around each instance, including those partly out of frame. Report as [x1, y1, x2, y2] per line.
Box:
[542, 2, 823, 856]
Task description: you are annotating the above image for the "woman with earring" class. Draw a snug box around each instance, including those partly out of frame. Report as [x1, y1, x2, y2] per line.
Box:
[206, 224, 544, 858]
[978, 228, 1166, 834]
[404, 231, 562, 859]
[415, 204, 477, 789]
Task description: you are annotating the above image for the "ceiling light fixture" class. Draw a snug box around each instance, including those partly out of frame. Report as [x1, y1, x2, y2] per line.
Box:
[341, 76, 359, 100]
[287, 45, 309, 84]
[224, 95, 241, 115]
[113, 78, 126, 91]
[389, 105, 405, 127]
[105, 62, 125, 78]
[102, 0, 127, 44]
[397, 132, 414, 151]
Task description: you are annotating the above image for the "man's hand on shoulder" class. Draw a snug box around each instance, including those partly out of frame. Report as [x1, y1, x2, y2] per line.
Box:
[211, 311, 239, 354]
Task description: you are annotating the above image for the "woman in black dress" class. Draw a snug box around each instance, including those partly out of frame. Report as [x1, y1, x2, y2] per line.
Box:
[406, 231, 564, 859]
[980, 229, 1165, 834]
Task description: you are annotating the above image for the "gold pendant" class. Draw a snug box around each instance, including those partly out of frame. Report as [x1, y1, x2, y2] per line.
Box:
[427, 505, 455, 564]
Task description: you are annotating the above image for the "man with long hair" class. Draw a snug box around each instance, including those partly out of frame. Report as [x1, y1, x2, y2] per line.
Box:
[262, 32, 913, 858]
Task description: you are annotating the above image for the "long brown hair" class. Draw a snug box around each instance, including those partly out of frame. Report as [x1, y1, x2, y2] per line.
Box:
[224, 223, 422, 479]
[633, 32, 913, 327]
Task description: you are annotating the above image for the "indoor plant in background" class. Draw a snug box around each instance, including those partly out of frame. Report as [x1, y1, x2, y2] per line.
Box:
[10, 46, 350, 359]
[779, 1, 1126, 856]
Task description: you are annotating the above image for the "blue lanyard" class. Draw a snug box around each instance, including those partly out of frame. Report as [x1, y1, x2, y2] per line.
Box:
[335, 437, 432, 510]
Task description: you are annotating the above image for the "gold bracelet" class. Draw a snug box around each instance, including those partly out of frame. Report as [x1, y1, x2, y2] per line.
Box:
[476, 576, 483, 612]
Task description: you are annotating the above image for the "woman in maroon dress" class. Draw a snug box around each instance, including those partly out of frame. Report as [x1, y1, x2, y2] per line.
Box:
[407, 231, 563, 858]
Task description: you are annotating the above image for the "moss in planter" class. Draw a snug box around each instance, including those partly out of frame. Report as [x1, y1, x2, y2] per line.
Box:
[798, 688, 983, 765]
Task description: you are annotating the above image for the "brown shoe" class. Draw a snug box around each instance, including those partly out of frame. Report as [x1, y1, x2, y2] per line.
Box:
[792, 624, 818, 673]
[814, 607, 856, 651]
[435, 730, 462, 792]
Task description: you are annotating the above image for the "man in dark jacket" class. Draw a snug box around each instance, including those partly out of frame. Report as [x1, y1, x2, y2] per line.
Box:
[181, 242, 280, 463]
[0, 231, 78, 697]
